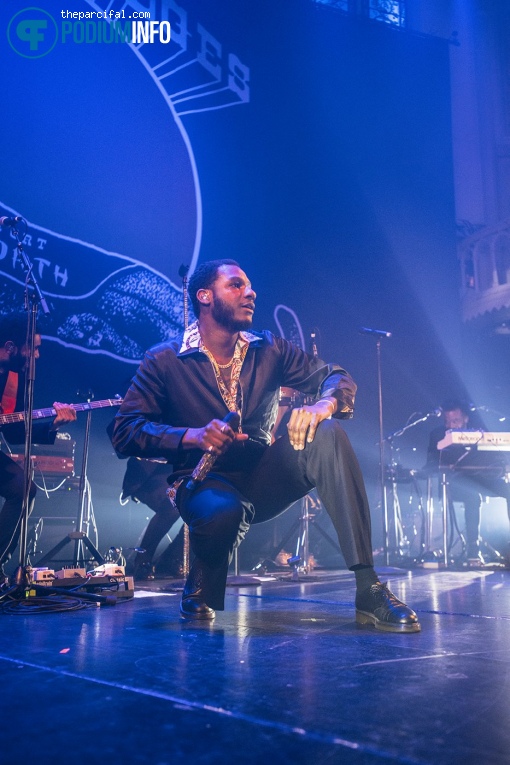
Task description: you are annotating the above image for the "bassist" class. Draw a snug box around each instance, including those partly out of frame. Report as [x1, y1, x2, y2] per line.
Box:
[0, 315, 76, 585]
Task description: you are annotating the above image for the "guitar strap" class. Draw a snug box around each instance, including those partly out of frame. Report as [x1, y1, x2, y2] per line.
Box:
[0, 371, 18, 414]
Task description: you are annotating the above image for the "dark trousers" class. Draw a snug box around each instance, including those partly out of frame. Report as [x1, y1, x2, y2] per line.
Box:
[122, 459, 182, 567]
[131, 476, 180, 563]
[0, 451, 36, 567]
[178, 419, 374, 609]
[449, 474, 510, 554]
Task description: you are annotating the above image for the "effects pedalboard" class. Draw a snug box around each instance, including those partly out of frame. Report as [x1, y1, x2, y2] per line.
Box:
[31, 565, 135, 599]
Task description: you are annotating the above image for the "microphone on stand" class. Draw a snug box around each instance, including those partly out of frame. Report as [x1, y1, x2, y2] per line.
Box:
[0, 216, 23, 227]
[359, 327, 392, 338]
[469, 404, 508, 422]
[185, 411, 240, 491]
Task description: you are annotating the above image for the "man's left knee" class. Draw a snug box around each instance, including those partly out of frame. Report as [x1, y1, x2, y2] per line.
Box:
[312, 418, 348, 447]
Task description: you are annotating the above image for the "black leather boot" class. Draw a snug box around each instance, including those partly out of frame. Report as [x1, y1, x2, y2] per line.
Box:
[180, 559, 216, 620]
[355, 581, 421, 633]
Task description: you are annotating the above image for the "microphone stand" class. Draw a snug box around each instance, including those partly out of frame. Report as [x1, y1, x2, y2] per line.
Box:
[287, 330, 319, 579]
[9, 219, 49, 592]
[376, 338, 389, 564]
[385, 410, 442, 442]
[1, 220, 115, 609]
[360, 328, 392, 565]
[471, 405, 510, 424]
[178, 264, 191, 581]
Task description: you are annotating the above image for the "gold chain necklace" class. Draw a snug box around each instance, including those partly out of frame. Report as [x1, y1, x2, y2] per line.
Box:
[215, 356, 234, 369]
[200, 336, 249, 419]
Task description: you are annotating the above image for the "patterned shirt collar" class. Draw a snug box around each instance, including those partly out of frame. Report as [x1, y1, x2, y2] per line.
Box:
[178, 320, 260, 355]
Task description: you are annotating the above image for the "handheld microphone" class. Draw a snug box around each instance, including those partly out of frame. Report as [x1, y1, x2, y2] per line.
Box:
[0, 216, 23, 227]
[185, 411, 240, 491]
[359, 327, 392, 338]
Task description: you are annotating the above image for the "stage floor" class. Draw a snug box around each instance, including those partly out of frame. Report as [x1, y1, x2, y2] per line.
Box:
[0, 567, 509, 765]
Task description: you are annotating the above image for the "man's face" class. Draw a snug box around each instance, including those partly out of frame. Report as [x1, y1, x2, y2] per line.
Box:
[444, 408, 468, 430]
[21, 335, 41, 359]
[9, 335, 41, 372]
[209, 265, 256, 332]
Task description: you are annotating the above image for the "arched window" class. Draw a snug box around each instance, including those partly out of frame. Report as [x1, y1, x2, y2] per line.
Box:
[368, 0, 406, 26]
[474, 239, 493, 291]
[494, 233, 510, 285]
[312, 0, 406, 28]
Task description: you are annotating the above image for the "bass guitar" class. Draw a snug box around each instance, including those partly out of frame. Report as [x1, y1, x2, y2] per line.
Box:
[0, 396, 123, 426]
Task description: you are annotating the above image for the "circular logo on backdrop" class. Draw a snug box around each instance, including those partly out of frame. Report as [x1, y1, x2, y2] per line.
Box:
[0, 0, 250, 362]
[7, 6, 58, 58]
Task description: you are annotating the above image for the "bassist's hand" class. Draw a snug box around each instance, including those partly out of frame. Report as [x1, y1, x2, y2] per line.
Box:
[51, 402, 77, 429]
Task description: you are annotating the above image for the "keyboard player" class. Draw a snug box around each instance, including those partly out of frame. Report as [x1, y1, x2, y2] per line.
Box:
[426, 399, 510, 567]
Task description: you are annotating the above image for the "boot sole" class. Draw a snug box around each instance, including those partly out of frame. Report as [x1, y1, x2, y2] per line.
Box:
[179, 607, 216, 621]
[356, 609, 421, 633]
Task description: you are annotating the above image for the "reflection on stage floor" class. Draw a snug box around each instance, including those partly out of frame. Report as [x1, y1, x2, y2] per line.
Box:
[0, 567, 509, 765]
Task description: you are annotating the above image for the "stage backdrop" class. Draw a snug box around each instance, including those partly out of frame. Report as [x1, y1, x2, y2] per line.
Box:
[0, 0, 458, 559]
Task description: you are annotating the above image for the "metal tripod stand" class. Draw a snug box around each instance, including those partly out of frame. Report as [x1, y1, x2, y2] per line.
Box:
[37, 395, 104, 568]
[382, 410, 442, 564]
[252, 491, 342, 578]
[383, 453, 427, 564]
